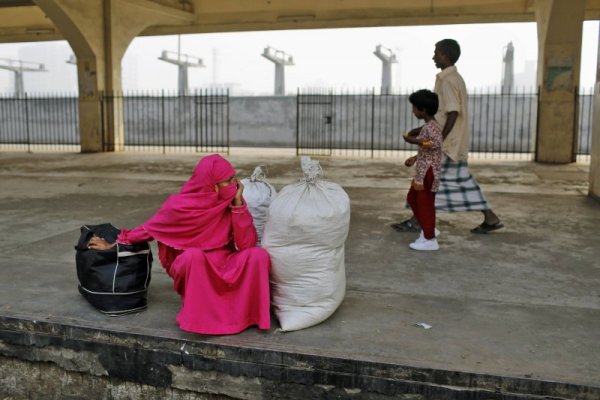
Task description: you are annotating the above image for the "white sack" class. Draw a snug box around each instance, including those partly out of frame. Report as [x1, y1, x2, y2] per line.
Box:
[262, 157, 350, 331]
[241, 166, 277, 243]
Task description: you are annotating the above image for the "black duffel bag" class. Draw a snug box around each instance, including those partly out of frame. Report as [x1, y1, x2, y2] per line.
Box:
[75, 223, 152, 316]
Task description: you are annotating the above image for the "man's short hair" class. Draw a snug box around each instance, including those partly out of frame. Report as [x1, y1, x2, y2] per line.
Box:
[409, 89, 439, 116]
[436, 39, 461, 64]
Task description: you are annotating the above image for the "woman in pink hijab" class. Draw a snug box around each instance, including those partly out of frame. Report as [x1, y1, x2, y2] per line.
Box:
[88, 154, 271, 335]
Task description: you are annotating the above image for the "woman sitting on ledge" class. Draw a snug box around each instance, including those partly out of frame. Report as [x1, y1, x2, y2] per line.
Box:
[88, 154, 271, 335]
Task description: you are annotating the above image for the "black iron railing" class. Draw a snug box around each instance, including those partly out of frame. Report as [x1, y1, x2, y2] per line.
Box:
[0, 93, 79, 152]
[0, 90, 229, 154]
[577, 88, 593, 160]
[100, 90, 229, 154]
[468, 87, 537, 158]
[0, 88, 594, 160]
[297, 88, 541, 159]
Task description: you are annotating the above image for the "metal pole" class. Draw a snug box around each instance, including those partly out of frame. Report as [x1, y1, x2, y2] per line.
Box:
[329, 89, 334, 155]
[161, 90, 165, 154]
[296, 87, 300, 156]
[194, 90, 199, 152]
[371, 88, 375, 158]
[226, 88, 230, 154]
[24, 93, 30, 153]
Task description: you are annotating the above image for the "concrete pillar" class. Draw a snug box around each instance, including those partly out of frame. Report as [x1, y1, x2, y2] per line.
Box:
[591, 83, 600, 199]
[501, 42, 514, 94]
[262, 46, 294, 96]
[589, 25, 600, 200]
[274, 64, 285, 96]
[373, 45, 397, 95]
[381, 62, 392, 94]
[534, 0, 585, 163]
[33, 0, 193, 152]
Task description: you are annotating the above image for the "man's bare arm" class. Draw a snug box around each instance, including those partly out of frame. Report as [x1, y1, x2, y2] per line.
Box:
[441, 111, 458, 140]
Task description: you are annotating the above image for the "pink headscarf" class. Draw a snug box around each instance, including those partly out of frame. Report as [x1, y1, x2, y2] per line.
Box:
[143, 154, 237, 251]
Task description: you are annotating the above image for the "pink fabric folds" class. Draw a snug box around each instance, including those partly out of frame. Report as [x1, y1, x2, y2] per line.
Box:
[116, 154, 271, 335]
[170, 246, 271, 335]
[143, 154, 236, 251]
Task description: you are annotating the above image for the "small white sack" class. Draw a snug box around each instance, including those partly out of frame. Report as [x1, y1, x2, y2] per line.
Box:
[262, 157, 350, 331]
[241, 166, 277, 243]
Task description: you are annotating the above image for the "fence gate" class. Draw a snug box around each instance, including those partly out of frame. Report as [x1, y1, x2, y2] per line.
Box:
[297, 90, 419, 158]
[296, 90, 333, 156]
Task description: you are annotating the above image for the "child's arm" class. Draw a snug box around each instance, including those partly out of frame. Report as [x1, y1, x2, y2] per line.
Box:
[403, 133, 428, 146]
[402, 126, 423, 143]
[407, 126, 422, 137]
[404, 136, 421, 145]
[404, 155, 417, 167]
[405, 124, 436, 148]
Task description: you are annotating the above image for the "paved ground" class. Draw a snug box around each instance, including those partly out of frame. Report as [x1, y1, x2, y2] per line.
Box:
[0, 149, 599, 395]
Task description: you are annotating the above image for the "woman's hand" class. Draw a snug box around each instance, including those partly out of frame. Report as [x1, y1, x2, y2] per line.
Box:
[87, 236, 116, 251]
[233, 179, 244, 206]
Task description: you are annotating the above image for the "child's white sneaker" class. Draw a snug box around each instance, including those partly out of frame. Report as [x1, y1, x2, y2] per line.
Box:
[409, 238, 440, 251]
[417, 228, 440, 243]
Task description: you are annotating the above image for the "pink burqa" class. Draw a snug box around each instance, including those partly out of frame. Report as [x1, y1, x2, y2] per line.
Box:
[116, 154, 271, 335]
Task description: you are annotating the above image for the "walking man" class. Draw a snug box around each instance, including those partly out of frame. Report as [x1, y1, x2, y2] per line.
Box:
[393, 38, 503, 234]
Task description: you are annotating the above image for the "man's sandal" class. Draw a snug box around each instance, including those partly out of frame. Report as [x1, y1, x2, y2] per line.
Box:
[471, 222, 504, 234]
[391, 219, 421, 232]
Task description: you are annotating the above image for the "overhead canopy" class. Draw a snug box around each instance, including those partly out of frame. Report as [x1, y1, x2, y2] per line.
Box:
[1, 0, 600, 43]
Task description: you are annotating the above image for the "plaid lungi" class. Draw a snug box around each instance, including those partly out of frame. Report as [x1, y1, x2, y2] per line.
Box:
[434, 156, 489, 212]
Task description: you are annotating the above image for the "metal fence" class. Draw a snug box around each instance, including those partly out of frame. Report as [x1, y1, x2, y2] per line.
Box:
[577, 88, 594, 162]
[0, 90, 229, 153]
[0, 93, 79, 152]
[468, 88, 537, 158]
[100, 90, 229, 153]
[0, 89, 595, 160]
[297, 88, 541, 159]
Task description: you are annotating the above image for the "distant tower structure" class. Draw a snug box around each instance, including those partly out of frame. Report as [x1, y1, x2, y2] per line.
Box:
[261, 46, 294, 95]
[0, 58, 47, 96]
[373, 44, 397, 95]
[502, 41, 514, 94]
[158, 35, 205, 95]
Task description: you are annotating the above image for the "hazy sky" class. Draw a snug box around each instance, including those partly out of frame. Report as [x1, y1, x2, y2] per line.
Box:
[124, 22, 543, 94]
[1, 21, 599, 95]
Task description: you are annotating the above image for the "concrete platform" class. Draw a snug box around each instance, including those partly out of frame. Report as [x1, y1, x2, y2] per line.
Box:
[0, 151, 599, 399]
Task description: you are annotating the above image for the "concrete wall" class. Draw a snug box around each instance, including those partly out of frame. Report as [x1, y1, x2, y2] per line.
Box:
[230, 96, 296, 148]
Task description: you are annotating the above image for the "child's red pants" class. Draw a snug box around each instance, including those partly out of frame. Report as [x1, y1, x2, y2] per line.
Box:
[407, 167, 436, 240]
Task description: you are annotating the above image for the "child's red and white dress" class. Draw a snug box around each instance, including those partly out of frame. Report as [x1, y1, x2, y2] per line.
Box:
[407, 119, 443, 244]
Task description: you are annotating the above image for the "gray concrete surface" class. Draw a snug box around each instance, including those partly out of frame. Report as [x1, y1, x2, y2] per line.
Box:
[0, 150, 599, 398]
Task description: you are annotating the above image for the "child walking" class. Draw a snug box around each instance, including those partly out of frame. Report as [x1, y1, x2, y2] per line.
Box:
[403, 89, 443, 251]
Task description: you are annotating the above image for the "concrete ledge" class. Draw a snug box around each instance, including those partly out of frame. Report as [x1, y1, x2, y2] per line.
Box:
[1, 315, 598, 400]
